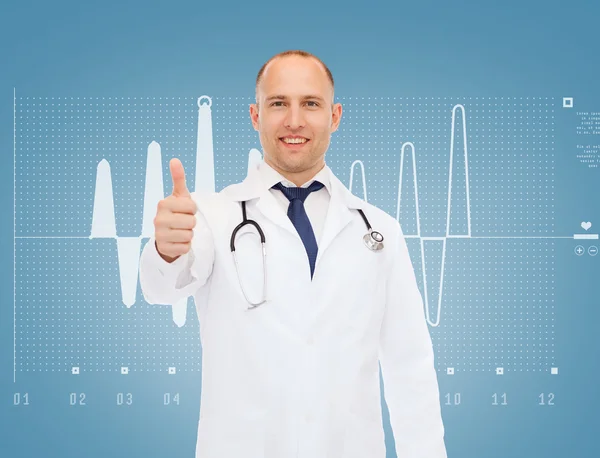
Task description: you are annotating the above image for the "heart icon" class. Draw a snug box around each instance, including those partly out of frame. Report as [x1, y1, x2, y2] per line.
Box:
[581, 221, 592, 231]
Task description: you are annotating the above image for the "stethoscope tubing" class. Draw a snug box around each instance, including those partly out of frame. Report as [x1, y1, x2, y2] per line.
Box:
[230, 200, 383, 308]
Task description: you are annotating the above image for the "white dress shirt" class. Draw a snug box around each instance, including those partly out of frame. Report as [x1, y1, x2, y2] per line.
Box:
[259, 161, 331, 245]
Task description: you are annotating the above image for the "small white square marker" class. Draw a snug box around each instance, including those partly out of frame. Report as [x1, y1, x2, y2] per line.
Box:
[551, 367, 558, 375]
[563, 97, 573, 108]
[168, 367, 177, 375]
[496, 367, 504, 375]
[446, 367, 454, 375]
[71, 366, 80, 375]
[121, 366, 129, 375]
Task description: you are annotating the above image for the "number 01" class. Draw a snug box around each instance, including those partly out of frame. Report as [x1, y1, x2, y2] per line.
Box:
[13, 393, 30, 405]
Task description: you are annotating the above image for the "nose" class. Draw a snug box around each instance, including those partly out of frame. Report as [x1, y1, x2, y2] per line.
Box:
[283, 104, 305, 130]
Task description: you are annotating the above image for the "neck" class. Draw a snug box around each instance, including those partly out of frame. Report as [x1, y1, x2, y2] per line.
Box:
[265, 158, 325, 187]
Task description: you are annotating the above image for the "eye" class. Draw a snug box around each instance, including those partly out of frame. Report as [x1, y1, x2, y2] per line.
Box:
[270, 101, 284, 107]
[306, 101, 319, 107]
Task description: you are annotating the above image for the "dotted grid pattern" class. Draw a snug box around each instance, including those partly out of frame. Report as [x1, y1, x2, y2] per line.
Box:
[16, 97, 198, 236]
[212, 97, 259, 191]
[393, 97, 556, 237]
[15, 96, 556, 373]
[16, 238, 203, 372]
[410, 238, 556, 372]
[16, 97, 202, 373]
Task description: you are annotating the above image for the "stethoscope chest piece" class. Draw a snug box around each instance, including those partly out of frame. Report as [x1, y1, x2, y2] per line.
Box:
[363, 230, 384, 251]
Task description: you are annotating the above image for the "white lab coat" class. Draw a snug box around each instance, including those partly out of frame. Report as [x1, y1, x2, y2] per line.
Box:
[139, 163, 447, 458]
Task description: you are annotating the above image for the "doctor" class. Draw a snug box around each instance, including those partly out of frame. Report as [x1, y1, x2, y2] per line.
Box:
[139, 49, 447, 458]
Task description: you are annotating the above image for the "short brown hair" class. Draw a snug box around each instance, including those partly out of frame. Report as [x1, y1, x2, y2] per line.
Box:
[255, 50, 334, 99]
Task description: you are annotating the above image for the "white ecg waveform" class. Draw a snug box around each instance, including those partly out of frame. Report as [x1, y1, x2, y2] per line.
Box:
[142, 140, 165, 238]
[89, 96, 218, 327]
[13, 95, 572, 381]
[349, 104, 471, 327]
[348, 160, 368, 202]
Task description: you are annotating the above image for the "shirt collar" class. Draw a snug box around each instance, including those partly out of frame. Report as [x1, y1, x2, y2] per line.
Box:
[259, 160, 332, 195]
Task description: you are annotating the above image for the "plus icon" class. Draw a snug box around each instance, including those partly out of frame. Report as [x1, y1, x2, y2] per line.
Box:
[575, 245, 585, 256]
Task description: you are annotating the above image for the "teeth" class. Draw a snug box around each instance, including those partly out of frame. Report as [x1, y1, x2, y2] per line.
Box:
[282, 137, 307, 144]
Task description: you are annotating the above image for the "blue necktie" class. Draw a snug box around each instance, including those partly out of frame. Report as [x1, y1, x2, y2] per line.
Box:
[272, 181, 324, 279]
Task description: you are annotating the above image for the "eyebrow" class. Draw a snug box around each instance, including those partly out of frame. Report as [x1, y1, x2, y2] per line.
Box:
[265, 95, 325, 102]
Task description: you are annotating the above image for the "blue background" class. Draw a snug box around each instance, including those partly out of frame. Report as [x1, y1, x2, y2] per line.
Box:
[1, 1, 599, 457]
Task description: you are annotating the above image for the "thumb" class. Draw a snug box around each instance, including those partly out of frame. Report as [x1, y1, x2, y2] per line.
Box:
[170, 158, 190, 197]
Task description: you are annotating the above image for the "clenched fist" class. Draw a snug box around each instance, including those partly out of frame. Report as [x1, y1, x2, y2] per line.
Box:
[154, 158, 198, 263]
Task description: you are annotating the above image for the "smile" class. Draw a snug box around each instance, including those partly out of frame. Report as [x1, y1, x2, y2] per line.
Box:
[280, 137, 309, 144]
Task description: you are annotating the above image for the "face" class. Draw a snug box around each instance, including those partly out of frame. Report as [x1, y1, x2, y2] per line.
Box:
[250, 55, 342, 181]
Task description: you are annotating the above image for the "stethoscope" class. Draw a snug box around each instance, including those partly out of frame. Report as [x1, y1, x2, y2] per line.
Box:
[230, 201, 384, 309]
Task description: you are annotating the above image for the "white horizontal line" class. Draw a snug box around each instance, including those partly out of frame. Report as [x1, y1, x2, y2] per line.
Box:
[15, 235, 576, 240]
[404, 235, 572, 239]
[16, 236, 91, 239]
[470, 236, 573, 239]
[573, 234, 598, 240]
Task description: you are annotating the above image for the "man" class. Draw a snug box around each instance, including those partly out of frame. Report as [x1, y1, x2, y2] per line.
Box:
[139, 50, 447, 458]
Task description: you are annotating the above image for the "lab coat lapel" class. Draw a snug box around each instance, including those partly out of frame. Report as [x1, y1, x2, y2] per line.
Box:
[315, 172, 362, 268]
[255, 191, 299, 238]
[225, 164, 299, 239]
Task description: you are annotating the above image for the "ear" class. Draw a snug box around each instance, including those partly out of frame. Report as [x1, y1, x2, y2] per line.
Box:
[249, 103, 259, 131]
[330, 102, 343, 133]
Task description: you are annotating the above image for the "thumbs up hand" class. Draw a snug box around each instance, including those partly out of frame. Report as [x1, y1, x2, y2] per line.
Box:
[170, 157, 191, 198]
[154, 158, 198, 263]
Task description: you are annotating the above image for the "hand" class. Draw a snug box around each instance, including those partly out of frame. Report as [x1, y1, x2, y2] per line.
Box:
[154, 158, 197, 263]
